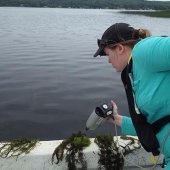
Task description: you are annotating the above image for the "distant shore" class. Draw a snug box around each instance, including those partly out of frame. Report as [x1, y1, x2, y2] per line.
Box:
[120, 10, 170, 18]
[1, 6, 170, 18]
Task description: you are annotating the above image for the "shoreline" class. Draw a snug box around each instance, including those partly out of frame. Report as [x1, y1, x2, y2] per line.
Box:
[1, 6, 170, 18]
[120, 10, 170, 18]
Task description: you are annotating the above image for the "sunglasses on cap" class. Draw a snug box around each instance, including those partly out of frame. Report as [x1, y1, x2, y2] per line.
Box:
[97, 39, 118, 47]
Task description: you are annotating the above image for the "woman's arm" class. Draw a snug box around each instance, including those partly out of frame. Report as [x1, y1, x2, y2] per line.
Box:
[121, 116, 137, 136]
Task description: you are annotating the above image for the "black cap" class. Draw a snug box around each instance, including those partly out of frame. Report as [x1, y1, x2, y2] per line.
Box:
[93, 23, 135, 57]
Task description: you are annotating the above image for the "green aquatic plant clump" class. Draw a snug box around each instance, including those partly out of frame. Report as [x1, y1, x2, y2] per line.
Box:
[72, 135, 91, 148]
[52, 131, 91, 170]
[0, 138, 38, 158]
[95, 134, 124, 170]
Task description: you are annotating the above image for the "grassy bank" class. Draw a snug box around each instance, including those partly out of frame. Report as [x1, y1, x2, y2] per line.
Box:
[120, 10, 170, 18]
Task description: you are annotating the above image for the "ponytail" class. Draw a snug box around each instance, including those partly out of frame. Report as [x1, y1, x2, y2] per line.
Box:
[121, 28, 152, 48]
[133, 29, 151, 40]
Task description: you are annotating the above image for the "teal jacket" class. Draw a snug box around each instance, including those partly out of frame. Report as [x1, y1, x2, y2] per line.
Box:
[121, 36, 170, 156]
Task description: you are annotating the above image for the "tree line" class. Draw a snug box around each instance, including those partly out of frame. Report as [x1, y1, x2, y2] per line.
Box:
[1, 0, 170, 10]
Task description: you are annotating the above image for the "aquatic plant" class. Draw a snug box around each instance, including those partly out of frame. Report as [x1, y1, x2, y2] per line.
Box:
[52, 131, 91, 170]
[95, 134, 141, 170]
[0, 138, 38, 158]
[94, 134, 124, 170]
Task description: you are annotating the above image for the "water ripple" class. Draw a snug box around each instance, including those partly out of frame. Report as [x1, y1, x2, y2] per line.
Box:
[0, 7, 170, 140]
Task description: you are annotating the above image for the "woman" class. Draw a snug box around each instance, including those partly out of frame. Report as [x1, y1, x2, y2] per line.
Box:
[93, 23, 170, 169]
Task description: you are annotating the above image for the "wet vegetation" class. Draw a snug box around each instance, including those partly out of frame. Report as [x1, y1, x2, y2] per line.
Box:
[94, 134, 124, 170]
[52, 131, 91, 170]
[0, 132, 141, 170]
[52, 132, 141, 170]
[94, 134, 141, 170]
[0, 138, 38, 158]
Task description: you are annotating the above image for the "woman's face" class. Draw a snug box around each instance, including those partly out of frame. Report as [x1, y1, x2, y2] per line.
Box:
[104, 44, 130, 72]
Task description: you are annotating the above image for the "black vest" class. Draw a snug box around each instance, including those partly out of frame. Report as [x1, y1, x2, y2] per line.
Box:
[121, 59, 170, 156]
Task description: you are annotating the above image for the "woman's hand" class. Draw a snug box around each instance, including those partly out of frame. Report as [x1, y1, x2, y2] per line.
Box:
[106, 100, 123, 127]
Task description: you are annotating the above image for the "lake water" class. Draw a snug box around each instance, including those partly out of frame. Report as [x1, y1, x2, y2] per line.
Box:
[0, 7, 170, 141]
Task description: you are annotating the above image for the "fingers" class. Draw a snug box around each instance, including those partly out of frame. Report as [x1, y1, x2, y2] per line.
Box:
[109, 100, 123, 126]
[111, 100, 118, 115]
